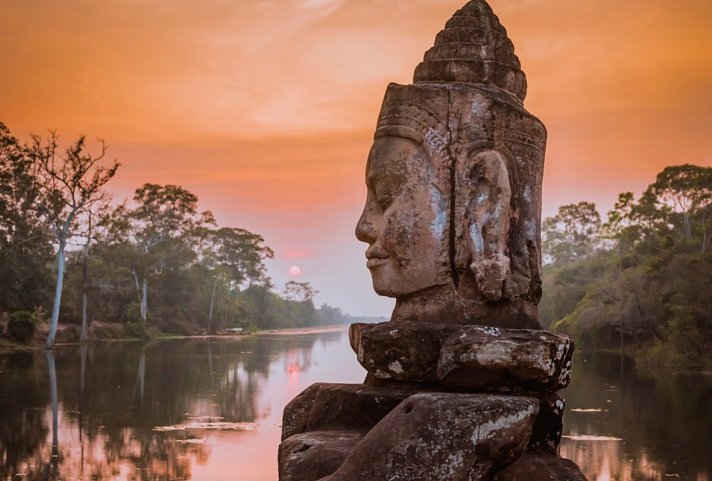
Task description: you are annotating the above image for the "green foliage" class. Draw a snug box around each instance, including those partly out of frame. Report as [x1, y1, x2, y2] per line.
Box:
[7, 311, 39, 343]
[539, 254, 609, 329]
[317, 304, 350, 326]
[0, 123, 54, 313]
[122, 321, 150, 340]
[546, 164, 712, 372]
[90, 323, 124, 340]
[237, 284, 319, 330]
[121, 303, 144, 323]
[542, 201, 602, 264]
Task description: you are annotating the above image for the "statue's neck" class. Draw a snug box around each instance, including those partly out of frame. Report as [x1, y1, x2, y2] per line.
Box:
[391, 285, 465, 323]
[391, 285, 542, 329]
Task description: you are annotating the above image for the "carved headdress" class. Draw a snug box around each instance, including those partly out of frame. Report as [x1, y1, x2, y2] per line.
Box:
[414, 0, 528, 100]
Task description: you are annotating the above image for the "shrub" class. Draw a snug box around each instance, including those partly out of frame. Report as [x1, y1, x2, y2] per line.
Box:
[90, 322, 124, 340]
[123, 321, 150, 340]
[7, 311, 39, 343]
[122, 303, 143, 323]
[162, 318, 195, 336]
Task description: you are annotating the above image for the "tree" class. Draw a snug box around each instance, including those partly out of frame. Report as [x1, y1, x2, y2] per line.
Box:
[0, 123, 54, 313]
[28, 132, 119, 348]
[645, 164, 712, 249]
[283, 281, 318, 302]
[76, 201, 114, 341]
[542, 201, 602, 264]
[122, 184, 214, 323]
[201, 227, 273, 332]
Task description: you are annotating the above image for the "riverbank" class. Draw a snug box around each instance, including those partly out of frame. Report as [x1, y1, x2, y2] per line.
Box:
[0, 323, 352, 351]
[256, 325, 349, 336]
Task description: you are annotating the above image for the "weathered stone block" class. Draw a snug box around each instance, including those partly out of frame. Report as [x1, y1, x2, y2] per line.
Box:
[306, 383, 418, 433]
[350, 321, 574, 395]
[349, 321, 457, 382]
[282, 383, 321, 440]
[281, 382, 418, 440]
[529, 394, 565, 453]
[320, 393, 539, 481]
[493, 450, 588, 481]
[279, 431, 363, 481]
[437, 326, 574, 394]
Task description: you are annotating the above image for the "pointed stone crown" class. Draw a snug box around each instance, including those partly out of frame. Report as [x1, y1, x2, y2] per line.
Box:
[414, 0, 528, 101]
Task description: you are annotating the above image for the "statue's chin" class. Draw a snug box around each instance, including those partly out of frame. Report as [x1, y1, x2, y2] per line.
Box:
[368, 260, 443, 298]
[370, 276, 440, 299]
[370, 279, 399, 299]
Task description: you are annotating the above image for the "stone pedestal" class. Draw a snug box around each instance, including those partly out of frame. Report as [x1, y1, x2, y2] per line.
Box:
[278, 321, 587, 481]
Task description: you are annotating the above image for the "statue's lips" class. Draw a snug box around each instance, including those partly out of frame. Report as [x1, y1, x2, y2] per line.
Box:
[365, 248, 390, 269]
[366, 257, 389, 269]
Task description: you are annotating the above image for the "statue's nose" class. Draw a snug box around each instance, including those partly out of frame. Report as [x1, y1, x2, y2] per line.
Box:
[355, 210, 377, 244]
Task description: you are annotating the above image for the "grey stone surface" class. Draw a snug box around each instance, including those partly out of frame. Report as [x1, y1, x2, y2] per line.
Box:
[529, 394, 566, 453]
[437, 326, 574, 394]
[320, 393, 539, 481]
[282, 383, 321, 441]
[349, 321, 457, 382]
[493, 450, 589, 481]
[350, 321, 573, 395]
[279, 431, 363, 481]
[281, 383, 417, 440]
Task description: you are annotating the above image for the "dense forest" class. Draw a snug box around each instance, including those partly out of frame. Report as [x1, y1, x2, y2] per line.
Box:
[0, 122, 368, 347]
[540, 164, 712, 372]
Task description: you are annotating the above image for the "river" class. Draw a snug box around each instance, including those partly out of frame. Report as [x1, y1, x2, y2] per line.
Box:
[0, 328, 710, 481]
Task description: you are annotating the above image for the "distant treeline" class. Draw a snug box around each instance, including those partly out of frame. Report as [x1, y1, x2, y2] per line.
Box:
[539, 164, 712, 372]
[0, 122, 360, 345]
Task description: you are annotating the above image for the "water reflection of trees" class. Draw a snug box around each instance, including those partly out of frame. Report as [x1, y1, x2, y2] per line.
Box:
[0, 333, 335, 480]
[0, 352, 49, 479]
[562, 352, 712, 481]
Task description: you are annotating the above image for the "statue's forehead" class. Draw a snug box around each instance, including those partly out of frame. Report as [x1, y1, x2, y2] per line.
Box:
[367, 137, 425, 178]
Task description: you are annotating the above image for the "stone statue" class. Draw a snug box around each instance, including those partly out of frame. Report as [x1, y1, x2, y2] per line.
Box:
[356, 0, 546, 329]
[278, 2, 588, 480]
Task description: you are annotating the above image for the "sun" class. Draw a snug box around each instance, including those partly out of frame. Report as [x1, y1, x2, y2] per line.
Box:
[288, 265, 302, 277]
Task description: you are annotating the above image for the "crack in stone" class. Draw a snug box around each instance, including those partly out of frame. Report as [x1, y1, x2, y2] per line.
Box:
[446, 86, 461, 290]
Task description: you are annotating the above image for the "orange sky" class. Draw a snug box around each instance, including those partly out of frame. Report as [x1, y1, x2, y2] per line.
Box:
[2, 0, 712, 316]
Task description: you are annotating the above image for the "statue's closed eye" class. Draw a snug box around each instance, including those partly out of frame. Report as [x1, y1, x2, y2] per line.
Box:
[376, 193, 394, 211]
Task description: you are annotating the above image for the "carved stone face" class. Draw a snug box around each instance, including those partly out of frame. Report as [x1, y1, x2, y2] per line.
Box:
[350, 1, 546, 327]
[355, 136, 449, 297]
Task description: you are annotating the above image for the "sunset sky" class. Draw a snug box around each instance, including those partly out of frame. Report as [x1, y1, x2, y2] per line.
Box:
[2, 0, 712, 317]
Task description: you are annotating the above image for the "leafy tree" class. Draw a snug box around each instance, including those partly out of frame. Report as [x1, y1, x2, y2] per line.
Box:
[75, 201, 114, 341]
[542, 201, 602, 264]
[539, 255, 608, 329]
[316, 304, 349, 326]
[645, 164, 712, 249]
[7, 311, 39, 343]
[28, 132, 119, 348]
[283, 281, 318, 302]
[0, 123, 53, 313]
[201, 227, 273, 332]
[117, 184, 214, 323]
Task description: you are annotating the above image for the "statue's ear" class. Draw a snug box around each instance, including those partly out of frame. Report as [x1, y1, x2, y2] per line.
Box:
[455, 150, 513, 301]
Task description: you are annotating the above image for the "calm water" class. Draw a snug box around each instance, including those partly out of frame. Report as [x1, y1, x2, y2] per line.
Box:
[1, 329, 710, 481]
